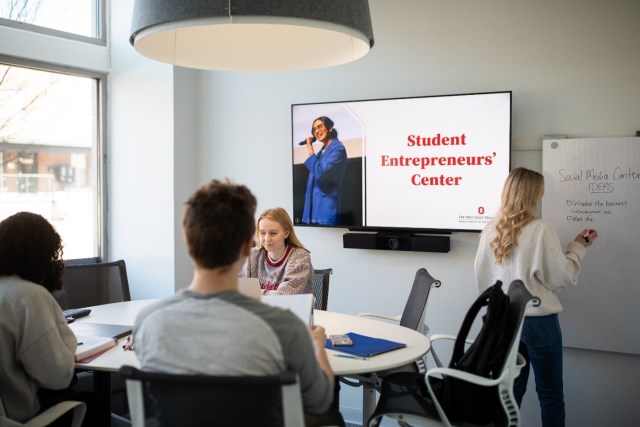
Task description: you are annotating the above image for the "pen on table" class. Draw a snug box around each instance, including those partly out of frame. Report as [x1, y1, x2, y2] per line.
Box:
[333, 354, 369, 361]
[122, 336, 131, 350]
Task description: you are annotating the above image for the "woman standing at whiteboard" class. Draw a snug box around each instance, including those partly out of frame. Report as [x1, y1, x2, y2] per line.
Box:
[474, 167, 598, 427]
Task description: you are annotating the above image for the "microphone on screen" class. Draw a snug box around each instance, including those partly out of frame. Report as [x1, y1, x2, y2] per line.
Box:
[298, 137, 317, 146]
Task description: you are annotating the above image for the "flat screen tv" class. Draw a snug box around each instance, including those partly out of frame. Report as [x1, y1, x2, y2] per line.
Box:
[291, 91, 511, 233]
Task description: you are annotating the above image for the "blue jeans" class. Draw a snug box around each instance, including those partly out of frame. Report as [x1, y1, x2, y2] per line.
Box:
[514, 314, 565, 427]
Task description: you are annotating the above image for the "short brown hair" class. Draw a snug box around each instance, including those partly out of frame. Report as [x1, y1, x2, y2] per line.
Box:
[182, 179, 257, 269]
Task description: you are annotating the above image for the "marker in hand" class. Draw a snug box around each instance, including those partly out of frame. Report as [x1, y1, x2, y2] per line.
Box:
[576, 228, 597, 246]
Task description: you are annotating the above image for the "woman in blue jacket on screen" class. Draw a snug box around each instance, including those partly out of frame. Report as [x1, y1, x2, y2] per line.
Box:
[301, 116, 348, 226]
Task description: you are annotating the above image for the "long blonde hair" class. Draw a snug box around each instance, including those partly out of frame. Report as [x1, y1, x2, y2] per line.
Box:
[255, 207, 308, 251]
[491, 168, 544, 262]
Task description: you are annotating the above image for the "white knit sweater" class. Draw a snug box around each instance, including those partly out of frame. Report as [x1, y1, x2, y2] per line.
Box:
[474, 218, 587, 316]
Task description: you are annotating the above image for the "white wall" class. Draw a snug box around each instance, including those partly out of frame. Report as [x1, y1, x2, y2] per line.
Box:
[0, 0, 180, 301]
[108, 0, 176, 299]
[187, 1, 640, 425]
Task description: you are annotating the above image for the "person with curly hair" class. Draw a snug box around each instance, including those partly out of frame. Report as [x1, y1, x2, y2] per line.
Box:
[474, 168, 599, 427]
[0, 212, 104, 426]
[240, 207, 314, 295]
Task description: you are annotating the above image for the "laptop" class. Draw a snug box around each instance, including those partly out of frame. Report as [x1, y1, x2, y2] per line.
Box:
[260, 294, 314, 326]
[238, 277, 263, 299]
[70, 322, 132, 339]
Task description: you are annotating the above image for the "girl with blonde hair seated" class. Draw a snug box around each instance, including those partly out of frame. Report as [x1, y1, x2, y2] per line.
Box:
[240, 207, 313, 295]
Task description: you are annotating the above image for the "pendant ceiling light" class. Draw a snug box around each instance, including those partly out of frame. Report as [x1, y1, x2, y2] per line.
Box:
[129, 0, 374, 72]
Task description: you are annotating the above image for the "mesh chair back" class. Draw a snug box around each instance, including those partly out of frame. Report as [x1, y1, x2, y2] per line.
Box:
[120, 366, 304, 427]
[399, 268, 441, 331]
[504, 280, 540, 371]
[55, 260, 130, 309]
[368, 280, 539, 427]
[312, 268, 333, 310]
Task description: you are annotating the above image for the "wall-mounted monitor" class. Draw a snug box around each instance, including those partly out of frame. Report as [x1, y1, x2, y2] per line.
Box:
[291, 91, 511, 234]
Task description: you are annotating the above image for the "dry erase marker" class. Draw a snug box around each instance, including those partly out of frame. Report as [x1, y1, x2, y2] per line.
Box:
[77, 342, 83, 346]
[583, 230, 591, 243]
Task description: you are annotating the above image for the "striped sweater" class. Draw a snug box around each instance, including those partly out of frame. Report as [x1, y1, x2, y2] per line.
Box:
[240, 246, 313, 295]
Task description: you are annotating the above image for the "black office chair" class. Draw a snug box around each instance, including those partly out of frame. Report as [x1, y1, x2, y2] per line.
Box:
[312, 268, 333, 310]
[338, 268, 441, 421]
[53, 259, 131, 416]
[54, 259, 131, 309]
[119, 365, 305, 427]
[354, 268, 442, 377]
[368, 280, 540, 427]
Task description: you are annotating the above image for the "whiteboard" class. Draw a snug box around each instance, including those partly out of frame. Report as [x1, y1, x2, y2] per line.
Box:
[542, 137, 640, 355]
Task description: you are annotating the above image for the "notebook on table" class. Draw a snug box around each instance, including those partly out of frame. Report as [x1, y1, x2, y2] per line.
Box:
[325, 332, 406, 358]
[74, 335, 118, 362]
[70, 323, 132, 362]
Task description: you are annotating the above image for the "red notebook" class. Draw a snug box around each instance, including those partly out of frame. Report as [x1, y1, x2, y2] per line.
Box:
[75, 335, 118, 362]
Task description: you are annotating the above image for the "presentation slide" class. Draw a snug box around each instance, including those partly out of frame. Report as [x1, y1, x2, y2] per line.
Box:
[292, 92, 511, 231]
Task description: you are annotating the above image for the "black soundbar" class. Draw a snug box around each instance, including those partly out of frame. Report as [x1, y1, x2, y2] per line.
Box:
[343, 232, 450, 253]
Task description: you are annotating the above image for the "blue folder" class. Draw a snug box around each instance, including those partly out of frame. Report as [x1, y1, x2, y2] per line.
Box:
[325, 332, 406, 358]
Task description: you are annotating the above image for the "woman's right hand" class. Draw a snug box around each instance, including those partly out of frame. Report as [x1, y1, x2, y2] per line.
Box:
[306, 136, 315, 156]
[309, 325, 327, 348]
[575, 228, 598, 247]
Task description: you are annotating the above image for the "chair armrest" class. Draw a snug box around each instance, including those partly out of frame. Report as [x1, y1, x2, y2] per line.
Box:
[357, 312, 401, 323]
[428, 334, 475, 368]
[516, 352, 526, 368]
[426, 366, 502, 388]
[429, 334, 474, 346]
[24, 401, 87, 427]
[338, 376, 365, 388]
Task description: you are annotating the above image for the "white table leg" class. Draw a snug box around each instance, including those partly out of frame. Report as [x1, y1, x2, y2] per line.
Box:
[362, 381, 377, 426]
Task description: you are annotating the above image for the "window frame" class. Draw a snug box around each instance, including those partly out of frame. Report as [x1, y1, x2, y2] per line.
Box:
[0, 0, 106, 46]
[0, 54, 108, 260]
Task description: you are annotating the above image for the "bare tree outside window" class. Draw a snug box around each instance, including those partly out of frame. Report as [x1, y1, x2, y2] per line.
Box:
[0, 0, 98, 38]
[0, 1, 105, 258]
[0, 0, 42, 22]
[0, 61, 100, 259]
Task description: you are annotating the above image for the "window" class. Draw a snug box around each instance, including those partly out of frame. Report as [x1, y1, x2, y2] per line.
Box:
[0, 0, 104, 42]
[0, 60, 105, 259]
